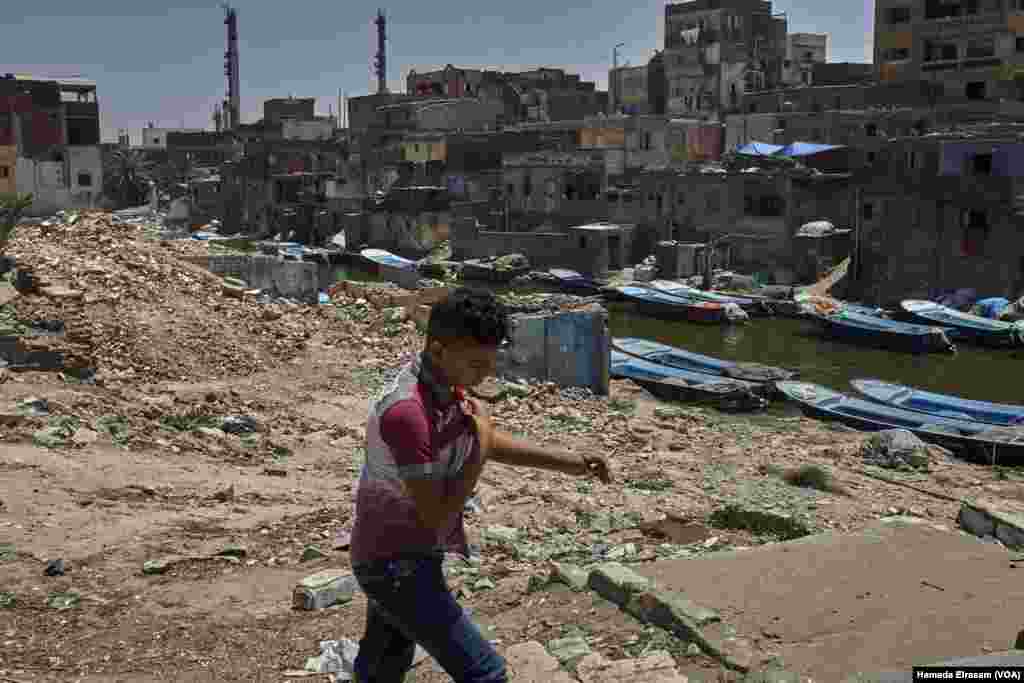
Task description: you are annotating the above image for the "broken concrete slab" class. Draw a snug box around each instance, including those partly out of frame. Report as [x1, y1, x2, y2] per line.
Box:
[587, 562, 652, 606]
[503, 641, 575, 683]
[575, 650, 688, 683]
[549, 561, 590, 592]
[546, 635, 591, 666]
[634, 517, 1023, 681]
[959, 499, 1024, 550]
[625, 588, 720, 641]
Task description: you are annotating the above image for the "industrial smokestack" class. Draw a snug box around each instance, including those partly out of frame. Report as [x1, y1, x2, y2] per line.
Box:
[223, 4, 240, 130]
[374, 10, 388, 95]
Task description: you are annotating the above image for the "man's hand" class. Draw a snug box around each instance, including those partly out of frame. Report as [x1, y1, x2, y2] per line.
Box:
[460, 396, 494, 458]
[579, 454, 612, 484]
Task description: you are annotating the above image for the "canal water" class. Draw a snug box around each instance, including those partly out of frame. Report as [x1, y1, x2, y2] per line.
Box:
[327, 261, 1023, 406]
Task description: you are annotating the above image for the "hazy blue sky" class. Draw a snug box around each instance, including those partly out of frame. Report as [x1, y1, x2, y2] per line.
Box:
[2, 0, 873, 143]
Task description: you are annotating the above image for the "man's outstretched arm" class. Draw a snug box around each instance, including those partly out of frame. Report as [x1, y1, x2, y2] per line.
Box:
[487, 429, 612, 483]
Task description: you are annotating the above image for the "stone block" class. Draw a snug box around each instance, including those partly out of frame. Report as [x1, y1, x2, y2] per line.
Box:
[576, 650, 687, 683]
[958, 504, 995, 538]
[587, 562, 652, 607]
[504, 641, 575, 683]
[960, 500, 1024, 549]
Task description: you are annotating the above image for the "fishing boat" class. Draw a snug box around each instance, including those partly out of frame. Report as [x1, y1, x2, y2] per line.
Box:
[900, 300, 1024, 347]
[610, 285, 746, 324]
[812, 309, 956, 353]
[549, 268, 600, 294]
[611, 350, 766, 411]
[612, 337, 796, 385]
[360, 248, 419, 271]
[851, 378, 1024, 427]
[777, 381, 1024, 463]
[646, 280, 771, 315]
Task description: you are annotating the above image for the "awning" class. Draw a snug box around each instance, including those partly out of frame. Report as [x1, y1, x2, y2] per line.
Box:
[776, 142, 845, 158]
[736, 142, 784, 156]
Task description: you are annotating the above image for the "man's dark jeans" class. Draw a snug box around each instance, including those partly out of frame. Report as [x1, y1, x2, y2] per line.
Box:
[352, 554, 507, 683]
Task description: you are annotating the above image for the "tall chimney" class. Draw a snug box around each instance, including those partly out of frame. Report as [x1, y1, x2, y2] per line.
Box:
[223, 4, 240, 130]
[374, 10, 388, 95]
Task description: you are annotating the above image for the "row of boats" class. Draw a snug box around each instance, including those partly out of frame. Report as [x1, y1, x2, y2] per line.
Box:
[610, 337, 1024, 463]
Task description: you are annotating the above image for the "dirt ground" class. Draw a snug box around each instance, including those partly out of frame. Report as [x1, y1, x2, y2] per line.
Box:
[1, 213, 1021, 682]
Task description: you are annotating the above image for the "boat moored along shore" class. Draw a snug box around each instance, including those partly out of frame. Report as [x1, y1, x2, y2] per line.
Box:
[851, 378, 1024, 426]
[900, 300, 1024, 348]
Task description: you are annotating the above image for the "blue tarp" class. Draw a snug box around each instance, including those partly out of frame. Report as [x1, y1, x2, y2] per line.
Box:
[736, 142, 784, 156]
[775, 142, 844, 158]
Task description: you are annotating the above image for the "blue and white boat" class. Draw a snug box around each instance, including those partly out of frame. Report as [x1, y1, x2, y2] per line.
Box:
[851, 378, 1024, 427]
[611, 350, 766, 411]
[813, 309, 956, 353]
[613, 337, 796, 384]
[777, 381, 1024, 463]
[549, 268, 599, 293]
[901, 300, 1024, 347]
[360, 248, 419, 271]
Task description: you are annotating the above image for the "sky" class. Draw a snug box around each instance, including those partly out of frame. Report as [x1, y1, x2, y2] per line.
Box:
[2, 0, 874, 144]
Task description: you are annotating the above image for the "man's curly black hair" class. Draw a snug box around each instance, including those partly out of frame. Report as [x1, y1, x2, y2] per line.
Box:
[426, 287, 510, 347]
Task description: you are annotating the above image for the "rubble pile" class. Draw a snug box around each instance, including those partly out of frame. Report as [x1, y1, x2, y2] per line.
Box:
[4, 211, 326, 385]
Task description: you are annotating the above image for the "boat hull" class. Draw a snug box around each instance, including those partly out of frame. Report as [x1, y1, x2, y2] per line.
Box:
[612, 337, 796, 386]
[813, 312, 955, 353]
[777, 381, 1024, 464]
[613, 286, 730, 324]
[611, 351, 766, 411]
[647, 280, 772, 316]
[851, 378, 1024, 426]
[900, 300, 1024, 348]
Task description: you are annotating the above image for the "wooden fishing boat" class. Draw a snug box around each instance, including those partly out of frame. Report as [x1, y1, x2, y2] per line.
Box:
[851, 378, 1024, 427]
[611, 286, 745, 323]
[611, 350, 766, 411]
[360, 248, 419, 271]
[646, 280, 771, 315]
[900, 300, 1024, 347]
[613, 337, 796, 386]
[812, 310, 956, 353]
[777, 381, 1024, 464]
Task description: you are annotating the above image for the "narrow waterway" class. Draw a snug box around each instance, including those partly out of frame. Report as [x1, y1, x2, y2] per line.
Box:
[327, 261, 1023, 406]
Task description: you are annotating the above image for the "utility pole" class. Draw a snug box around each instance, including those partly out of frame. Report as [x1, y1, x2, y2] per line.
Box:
[612, 43, 625, 115]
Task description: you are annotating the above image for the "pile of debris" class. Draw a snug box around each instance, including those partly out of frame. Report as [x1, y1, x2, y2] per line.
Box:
[3, 211, 329, 385]
[498, 292, 605, 315]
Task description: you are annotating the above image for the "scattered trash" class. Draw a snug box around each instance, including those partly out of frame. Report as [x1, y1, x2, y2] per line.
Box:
[301, 545, 328, 562]
[44, 559, 66, 577]
[292, 571, 360, 610]
[0, 592, 16, 608]
[221, 415, 259, 435]
[16, 397, 50, 417]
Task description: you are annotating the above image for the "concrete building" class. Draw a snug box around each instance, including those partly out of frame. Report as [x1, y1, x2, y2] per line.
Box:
[139, 123, 206, 149]
[851, 127, 1024, 305]
[0, 74, 101, 213]
[873, 0, 1024, 101]
[609, 52, 668, 115]
[664, 0, 788, 117]
[264, 97, 316, 124]
[282, 119, 335, 141]
[784, 33, 828, 86]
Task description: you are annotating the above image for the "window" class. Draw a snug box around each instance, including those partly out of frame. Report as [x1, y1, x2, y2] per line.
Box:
[506, 183, 514, 196]
[866, 123, 878, 137]
[965, 37, 995, 59]
[863, 202, 875, 220]
[882, 47, 910, 61]
[965, 81, 987, 100]
[801, 72, 810, 84]
[77, 172, 92, 187]
[1017, 37, 1024, 53]
[906, 150, 920, 169]
[887, 6, 911, 23]
[972, 153, 993, 175]
[0, 166, 7, 178]
[867, 151, 877, 163]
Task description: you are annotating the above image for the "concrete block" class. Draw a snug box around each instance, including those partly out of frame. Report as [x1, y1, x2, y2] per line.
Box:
[504, 641, 575, 683]
[625, 588, 720, 637]
[960, 500, 1024, 548]
[587, 562, 651, 607]
[576, 651, 686, 683]
[292, 570, 360, 610]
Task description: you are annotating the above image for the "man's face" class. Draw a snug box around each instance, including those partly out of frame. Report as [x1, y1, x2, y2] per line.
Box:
[430, 338, 498, 388]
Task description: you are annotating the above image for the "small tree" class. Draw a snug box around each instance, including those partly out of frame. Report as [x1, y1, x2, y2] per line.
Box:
[0, 192, 33, 252]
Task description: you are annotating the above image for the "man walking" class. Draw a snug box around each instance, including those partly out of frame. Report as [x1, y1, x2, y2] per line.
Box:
[349, 287, 612, 682]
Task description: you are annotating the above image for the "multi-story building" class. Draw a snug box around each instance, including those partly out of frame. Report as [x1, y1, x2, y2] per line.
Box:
[609, 52, 668, 115]
[0, 74, 101, 213]
[664, 0, 788, 117]
[139, 123, 206, 149]
[783, 33, 829, 86]
[874, 0, 1024, 101]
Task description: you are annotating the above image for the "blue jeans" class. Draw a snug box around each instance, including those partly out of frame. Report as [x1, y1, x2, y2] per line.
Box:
[352, 554, 507, 683]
